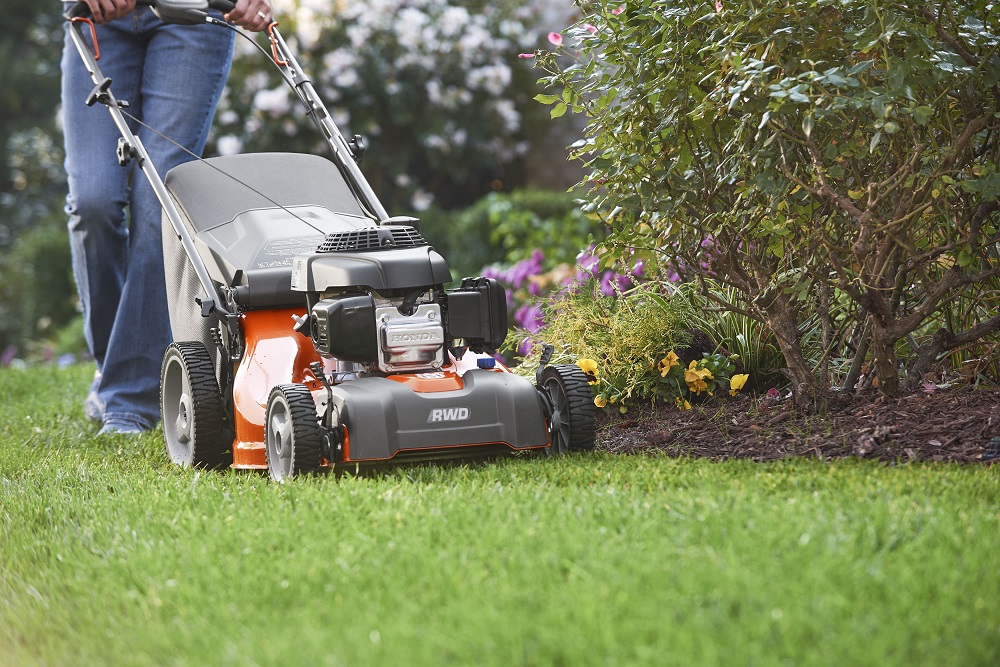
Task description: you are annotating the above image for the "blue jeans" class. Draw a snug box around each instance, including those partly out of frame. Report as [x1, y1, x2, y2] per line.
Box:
[62, 7, 234, 430]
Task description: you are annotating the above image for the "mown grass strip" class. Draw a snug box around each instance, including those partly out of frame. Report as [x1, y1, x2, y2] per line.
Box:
[2, 365, 999, 666]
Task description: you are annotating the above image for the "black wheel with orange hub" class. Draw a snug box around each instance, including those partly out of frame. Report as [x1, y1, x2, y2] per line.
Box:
[160, 341, 231, 469]
[265, 384, 323, 481]
[538, 364, 596, 454]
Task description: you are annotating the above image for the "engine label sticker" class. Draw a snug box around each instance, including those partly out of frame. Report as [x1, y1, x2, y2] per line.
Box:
[253, 235, 324, 269]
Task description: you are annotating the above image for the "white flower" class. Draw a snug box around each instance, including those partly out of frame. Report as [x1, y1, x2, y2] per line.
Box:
[395, 7, 430, 50]
[466, 63, 512, 97]
[437, 5, 471, 38]
[410, 189, 434, 211]
[424, 134, 448, 151]
[491, 99, 521, 134]
[253, 87, 291, 115]
[218, 110, 239, 125]
[295, 8, 323, 48]
[216, 135, 243, 156]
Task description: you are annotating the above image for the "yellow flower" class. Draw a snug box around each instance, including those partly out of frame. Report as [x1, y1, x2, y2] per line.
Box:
[729, 373, 749, 396]
[594, 395, 608, 408]
[577, 358, 599, 385]
[657, 351, 681, 377]
[674, 397, 692, 410]
[684, 361, 713, 395]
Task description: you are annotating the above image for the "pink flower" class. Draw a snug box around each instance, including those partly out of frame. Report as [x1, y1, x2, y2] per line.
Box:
[547, 32, 563, 46]
[517, 52, 535, 59]
[715, 1, 723, 11]
[583, 23, 598, 34]
[612, 6, 624, 15]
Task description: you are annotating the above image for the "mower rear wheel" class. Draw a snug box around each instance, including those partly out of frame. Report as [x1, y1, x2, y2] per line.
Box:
[160, 341, 231, 469]
[265, 384, 323, 481]
[538, 364, 596, 454]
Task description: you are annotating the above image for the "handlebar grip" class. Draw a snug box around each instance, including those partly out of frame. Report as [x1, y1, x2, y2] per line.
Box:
[208, 0, 237, 12]
[65, 1, 154, 20]
[64, 1, 235, 21]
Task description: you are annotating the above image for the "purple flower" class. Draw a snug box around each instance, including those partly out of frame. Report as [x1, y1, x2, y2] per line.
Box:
[577, 245, 601, 276]
[514, 303, 545, 333]
[599, 271, 617, 296]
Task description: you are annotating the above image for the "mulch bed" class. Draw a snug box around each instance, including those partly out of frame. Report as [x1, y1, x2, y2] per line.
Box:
[596, 386, 1000, 463]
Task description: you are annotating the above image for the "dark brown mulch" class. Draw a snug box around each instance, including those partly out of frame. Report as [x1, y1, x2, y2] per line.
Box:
[596, 386, 1000, 463]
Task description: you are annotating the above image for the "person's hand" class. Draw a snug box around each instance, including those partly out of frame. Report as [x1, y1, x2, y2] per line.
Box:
[82, 0, 137, 25]
[225, 0, 274, 32]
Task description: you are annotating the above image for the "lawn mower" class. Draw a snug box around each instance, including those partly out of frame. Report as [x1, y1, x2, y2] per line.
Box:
[66, 0, 596, 480]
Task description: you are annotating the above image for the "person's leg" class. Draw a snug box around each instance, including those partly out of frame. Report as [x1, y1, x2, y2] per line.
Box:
[97, 8, 235, 433]
[61, 15, 144, 421]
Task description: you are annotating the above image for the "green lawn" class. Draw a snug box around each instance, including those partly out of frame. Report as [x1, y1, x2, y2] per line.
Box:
[2, 365, 999, 666]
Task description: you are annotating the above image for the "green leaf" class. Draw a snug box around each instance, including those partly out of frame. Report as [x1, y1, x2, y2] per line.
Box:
[534, 94, 560, 105]
[848, 60, 875, 75]
[551, 103, 569, 119]
[912, 106, 933, 126]
[870, 130, 882, 153]
[802, 112, 814, 139]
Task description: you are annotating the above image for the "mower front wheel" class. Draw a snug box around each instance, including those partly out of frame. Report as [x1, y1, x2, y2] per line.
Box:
[265, 384, 323, 481]
[538, 364, 596, 454]
[160, 341, 231, 469]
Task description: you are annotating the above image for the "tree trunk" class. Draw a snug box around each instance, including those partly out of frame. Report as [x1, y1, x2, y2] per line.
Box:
[869, 320, 900, 397]
[760, 293, 824, 411]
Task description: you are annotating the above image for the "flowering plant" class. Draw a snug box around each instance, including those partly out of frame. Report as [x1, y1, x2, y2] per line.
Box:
[652, 352, 746, 411]
[572, 347, 746, 414]
[214, 0, 551, 210]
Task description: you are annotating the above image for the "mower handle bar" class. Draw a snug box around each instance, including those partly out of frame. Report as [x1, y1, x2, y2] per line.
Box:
[65, 0, 237, 21]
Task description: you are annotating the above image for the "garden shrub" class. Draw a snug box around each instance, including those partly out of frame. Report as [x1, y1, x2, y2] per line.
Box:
[0, 223, 77, 360]
[533, 0, 1000, 406]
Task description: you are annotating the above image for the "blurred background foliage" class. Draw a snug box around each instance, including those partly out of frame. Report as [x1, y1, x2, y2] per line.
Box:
[0, 0, 594, 365]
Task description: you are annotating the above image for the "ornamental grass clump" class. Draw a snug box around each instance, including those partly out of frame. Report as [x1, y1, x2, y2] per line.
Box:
[510, 281, 746, 411]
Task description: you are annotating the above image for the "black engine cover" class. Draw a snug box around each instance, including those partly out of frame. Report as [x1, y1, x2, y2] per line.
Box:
[311, 295, 378, 361]
[446, 277, 508, 351]
[291, 245, 451, 292]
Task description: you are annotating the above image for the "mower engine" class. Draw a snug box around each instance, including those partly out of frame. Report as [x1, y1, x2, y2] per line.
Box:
[293, 225, 507, 373]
